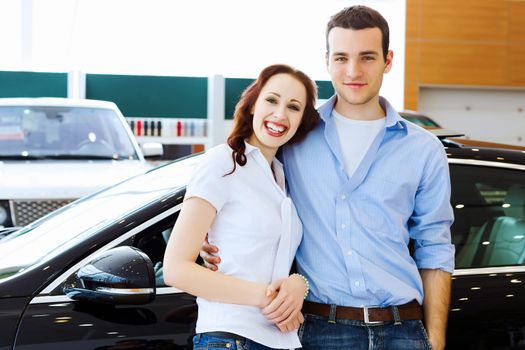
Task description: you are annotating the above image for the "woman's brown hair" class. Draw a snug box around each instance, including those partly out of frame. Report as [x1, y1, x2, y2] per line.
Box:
[226, 64, 319, 174]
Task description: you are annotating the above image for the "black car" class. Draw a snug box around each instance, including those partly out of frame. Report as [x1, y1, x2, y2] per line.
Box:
[1, 137, 524, 349]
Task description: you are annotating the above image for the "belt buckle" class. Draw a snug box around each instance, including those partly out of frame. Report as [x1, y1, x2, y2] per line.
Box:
[363, 305, 382, 324]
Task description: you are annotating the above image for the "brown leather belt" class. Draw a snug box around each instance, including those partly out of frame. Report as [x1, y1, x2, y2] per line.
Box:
[303, 300, 423, 323]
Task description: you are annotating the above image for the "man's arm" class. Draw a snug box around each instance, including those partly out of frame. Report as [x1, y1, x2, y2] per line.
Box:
[420, 268, 452, 350]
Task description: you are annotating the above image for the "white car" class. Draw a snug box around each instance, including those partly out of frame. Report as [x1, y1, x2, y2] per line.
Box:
[0, 97, 163, 228]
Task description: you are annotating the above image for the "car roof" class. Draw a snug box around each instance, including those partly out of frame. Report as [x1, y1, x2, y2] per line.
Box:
[0, 97, 118, 109]
[444, 139, 525, 166]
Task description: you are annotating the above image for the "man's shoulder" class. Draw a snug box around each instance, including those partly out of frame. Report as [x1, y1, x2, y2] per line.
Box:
[401, 120, 445, 150]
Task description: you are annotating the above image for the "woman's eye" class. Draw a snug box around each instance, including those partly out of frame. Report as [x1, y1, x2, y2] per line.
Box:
[288, 105, 300, 111]
[266, 97, 277, 104]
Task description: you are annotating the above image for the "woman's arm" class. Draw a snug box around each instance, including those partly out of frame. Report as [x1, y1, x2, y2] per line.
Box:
[163, 197, 273, 308]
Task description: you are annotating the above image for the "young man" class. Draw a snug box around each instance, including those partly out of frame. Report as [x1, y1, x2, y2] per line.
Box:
[203, 5, 454, 350]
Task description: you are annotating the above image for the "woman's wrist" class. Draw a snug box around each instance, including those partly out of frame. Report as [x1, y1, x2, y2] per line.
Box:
[257, 283, 274, 308]
[290, 273, 310, 299]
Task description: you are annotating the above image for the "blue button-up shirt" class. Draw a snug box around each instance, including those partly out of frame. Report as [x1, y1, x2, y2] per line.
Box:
[282, 96, 455, 307]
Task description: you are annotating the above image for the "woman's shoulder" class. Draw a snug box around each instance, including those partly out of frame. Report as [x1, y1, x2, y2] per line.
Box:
[202, 143, 232, 162]
[196, 143, 234, 173]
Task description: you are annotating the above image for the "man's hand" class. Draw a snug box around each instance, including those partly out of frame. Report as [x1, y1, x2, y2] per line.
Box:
[199, 234, 220, 271]
[262, 274, 307, 332]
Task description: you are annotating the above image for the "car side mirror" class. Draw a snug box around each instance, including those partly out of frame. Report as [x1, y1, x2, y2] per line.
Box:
[141, 142, 164, 159]
[64, 246, 155, 305]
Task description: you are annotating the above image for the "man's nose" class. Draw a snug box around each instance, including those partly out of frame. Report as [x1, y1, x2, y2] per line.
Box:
[345, 59, 361, 78]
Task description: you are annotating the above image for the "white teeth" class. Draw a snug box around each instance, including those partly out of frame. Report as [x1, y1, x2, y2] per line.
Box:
[266, 122, 285, 133]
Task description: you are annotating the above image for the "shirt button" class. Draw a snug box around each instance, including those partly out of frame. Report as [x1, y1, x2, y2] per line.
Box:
[341, 223, 346, 229]
[341, 194, 346, 200]
[347, 250, 352, 256]
[354, 281, 360, 287]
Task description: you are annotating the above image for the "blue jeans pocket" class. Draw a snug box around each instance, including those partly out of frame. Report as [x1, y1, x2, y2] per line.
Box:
[416, 321, 433, 350]
[193, 334, 239, 349]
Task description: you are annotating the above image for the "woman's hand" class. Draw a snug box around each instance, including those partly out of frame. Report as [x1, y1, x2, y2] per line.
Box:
[262, 274, 308, 331]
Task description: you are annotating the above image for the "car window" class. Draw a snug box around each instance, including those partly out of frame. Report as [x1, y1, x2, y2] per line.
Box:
[0, 106, 137, 159]
[451, 164, 525, 268]
[132, 214, 179, 288]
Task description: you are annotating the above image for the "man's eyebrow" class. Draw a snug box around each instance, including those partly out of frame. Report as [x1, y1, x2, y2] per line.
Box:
[360, 50, 380, 56]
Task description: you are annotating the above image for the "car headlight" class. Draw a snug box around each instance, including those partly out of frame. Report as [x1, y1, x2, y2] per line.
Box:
[0, 201, 13, 227]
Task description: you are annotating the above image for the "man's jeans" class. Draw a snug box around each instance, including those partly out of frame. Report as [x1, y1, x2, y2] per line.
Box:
[298, 313, 432, 350]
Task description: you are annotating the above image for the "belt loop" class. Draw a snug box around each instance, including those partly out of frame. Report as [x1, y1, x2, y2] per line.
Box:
[391, 305, 402, 325]
[194, 333, 201, 342]
[328, 304, 337, 324]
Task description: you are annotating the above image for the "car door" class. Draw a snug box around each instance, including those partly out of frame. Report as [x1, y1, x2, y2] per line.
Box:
[447, 161, 525, 349]
[13, 207, 198, 350]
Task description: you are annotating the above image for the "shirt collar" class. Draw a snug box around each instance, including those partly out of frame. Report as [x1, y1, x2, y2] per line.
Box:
[243, 140, 283, 168]
[318, 95, 407, 131]
[244, 140, 258, 155]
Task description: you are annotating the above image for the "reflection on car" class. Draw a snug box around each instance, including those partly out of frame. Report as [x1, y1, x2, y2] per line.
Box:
[0, 132, 524, 349]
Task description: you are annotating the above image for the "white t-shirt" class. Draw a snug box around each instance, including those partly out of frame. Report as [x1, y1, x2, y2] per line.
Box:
[185, 142, 302, 349]
[333, 109, 386, 178]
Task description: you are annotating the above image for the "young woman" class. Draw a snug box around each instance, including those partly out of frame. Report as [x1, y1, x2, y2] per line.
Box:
[163, 64, 319, 350]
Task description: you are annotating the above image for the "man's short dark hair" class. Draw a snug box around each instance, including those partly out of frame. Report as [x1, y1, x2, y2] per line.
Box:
[326, 5, 390, 60]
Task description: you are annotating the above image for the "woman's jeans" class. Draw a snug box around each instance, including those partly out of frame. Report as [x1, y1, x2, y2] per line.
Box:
[298, 313, 433, 350]
[193, 332, 283, 350]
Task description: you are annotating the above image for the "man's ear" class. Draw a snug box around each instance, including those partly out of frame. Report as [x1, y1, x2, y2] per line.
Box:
[384, 50, 393, 73]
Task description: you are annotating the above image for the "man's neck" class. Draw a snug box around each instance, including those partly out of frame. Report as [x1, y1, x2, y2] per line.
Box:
[334, 95, 386, 121]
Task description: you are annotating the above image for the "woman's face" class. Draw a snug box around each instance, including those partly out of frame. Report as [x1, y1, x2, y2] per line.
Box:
[248, 73, 307, 157]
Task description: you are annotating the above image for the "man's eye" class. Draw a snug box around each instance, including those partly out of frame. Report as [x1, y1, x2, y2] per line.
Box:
[334, 57, 346, 62]
[363, 56, 375, 61]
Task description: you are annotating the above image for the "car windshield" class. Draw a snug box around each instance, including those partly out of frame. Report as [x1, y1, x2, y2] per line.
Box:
[0, 155, 199, 283]
[0, 106, 138, 160]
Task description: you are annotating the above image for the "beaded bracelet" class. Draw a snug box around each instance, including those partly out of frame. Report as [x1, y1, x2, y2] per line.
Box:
[292, 273, 310, 299]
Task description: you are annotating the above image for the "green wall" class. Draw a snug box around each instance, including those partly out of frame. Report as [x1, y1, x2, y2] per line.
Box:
[86, 74, 207, 118]
[316, 80, 335, 100]
[225, 78, 253, 119]
[0, 71, 67, 98]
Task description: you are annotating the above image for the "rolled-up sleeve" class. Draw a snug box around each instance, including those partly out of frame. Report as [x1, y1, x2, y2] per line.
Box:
[410, 146, 455, 273]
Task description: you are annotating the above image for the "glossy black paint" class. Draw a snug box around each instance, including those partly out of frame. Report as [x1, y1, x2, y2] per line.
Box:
[13, 293, 197, 349]
[0, 297, 29, 350]
[446, 145, 525, 166]
[0, 187, 186, 299]
[447, 272, 525, 349]
[65, 246, 155, 305]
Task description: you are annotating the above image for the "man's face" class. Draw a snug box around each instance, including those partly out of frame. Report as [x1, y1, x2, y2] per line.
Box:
[326, 27, 393, 113]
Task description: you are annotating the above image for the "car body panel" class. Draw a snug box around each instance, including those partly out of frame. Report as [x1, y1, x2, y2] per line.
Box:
[13, 292, 197, 349]
[447, 270, 525, 349]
